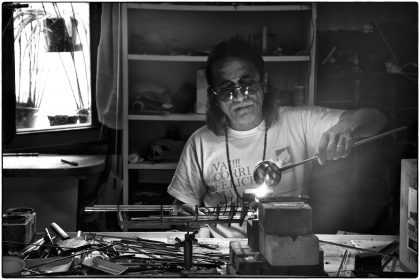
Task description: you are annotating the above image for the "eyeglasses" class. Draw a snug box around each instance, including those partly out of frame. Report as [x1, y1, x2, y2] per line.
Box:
[209, 80, 261, 102]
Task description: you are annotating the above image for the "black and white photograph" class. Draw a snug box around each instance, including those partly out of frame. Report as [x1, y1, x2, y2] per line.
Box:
[1, 1, 418, 277]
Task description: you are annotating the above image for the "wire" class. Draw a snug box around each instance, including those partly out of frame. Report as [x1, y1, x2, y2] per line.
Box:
[370, 17, 417, 83]
[372, 21, 400, 67]
[2, 14, 13, 37]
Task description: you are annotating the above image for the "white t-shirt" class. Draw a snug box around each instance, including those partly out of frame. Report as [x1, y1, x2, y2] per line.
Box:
[167, 106, 344, 237]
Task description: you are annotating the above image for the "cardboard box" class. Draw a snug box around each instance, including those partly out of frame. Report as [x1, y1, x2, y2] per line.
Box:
[399, 159, 418, 272]
[196, 69, 207, 114]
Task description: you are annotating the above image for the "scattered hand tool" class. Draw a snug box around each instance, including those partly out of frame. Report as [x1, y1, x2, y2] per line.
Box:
[82, 257, 128, 275]
[40, 228, 59, 258]
[19, 236, 45, 259]
[49, 222, 90, 253]
[26, 244, 114, 270]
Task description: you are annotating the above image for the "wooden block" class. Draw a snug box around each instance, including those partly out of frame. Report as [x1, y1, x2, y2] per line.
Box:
[258, 202, 312, 236]
[259, 229, 319, 266]
[247, 219, 259, 251]
[229, 241, 259, 269]
[230, 248, 325, 276]
[261, 249, 325, 276]
[236, 257, 265, 275]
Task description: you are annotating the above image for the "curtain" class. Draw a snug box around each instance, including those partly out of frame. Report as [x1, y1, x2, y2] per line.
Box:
[93, 4, 124, 230]
[96, 3, 122, 130]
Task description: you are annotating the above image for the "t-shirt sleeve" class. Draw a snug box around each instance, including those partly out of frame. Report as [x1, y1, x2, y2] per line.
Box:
[167, 134, 207, 206]
[303, 106, 345, 157]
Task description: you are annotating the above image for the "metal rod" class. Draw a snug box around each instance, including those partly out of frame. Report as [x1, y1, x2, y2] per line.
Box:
[131, 213, 245, 220]
[279, 126, 407, 172]
[85, 205, 175, 212]
[336, 249, 349, 277]
[85, 204, 238, 213]
[353, 126, 407, 146]
[319, 240, 397, 258]
[130, 216, 245, 222]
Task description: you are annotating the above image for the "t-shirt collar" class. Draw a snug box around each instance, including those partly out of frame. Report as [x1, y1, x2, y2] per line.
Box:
[228, 120, 266, 138]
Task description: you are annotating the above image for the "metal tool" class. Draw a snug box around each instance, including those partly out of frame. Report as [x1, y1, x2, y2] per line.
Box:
[49, 222, 90, 253]
[26, 244, 114, 270]
[336, 249, 349, 277]
[82, 257, 129, 275]
[253, 126, 408, 187]
[20, 236, 45, 259]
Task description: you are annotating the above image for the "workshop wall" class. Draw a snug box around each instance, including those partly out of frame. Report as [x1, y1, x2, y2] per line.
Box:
[310, 3, 417, 234]
[3, 3, 416, 234]
[317, 2, 416, 32]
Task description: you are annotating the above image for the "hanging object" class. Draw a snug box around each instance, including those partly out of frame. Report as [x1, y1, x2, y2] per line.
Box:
[44, 16, 82, 52]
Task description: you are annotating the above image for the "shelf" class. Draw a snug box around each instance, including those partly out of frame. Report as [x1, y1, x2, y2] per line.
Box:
[128, 113, 206, 121]
[128, 54, 310, 62]
[127, 3, 312, 12]
[136, 169, 175, 183]
[318, 100, 418, 111]
[129, 162, 178, 170]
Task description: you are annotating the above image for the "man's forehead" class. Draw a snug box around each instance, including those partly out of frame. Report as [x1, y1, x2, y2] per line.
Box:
[212, 57, 259, 83]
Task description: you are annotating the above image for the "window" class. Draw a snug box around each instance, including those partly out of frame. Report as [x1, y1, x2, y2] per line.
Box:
[14, 2, 91, 130]
[3, 2, 101, 149]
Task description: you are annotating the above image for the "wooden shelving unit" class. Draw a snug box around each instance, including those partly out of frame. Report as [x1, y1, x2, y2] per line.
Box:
[121, 3, 317, 216]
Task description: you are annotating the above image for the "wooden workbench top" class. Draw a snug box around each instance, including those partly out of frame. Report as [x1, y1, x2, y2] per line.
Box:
[2, 154, 106, 177]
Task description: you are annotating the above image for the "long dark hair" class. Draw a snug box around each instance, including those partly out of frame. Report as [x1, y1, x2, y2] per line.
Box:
[205, 38, 278, 135]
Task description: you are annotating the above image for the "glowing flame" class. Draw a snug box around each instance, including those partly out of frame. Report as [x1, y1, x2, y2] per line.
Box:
[244, 174, 274, 200]
[254, 181, 270, 198]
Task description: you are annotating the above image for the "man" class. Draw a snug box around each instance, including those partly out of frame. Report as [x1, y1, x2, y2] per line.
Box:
[167, 39, 387, 237]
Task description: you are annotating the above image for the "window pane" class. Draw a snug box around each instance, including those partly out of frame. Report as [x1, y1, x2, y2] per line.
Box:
[14, 3, 91, 131]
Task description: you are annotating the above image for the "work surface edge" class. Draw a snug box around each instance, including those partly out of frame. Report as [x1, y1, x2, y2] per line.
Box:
[2, 154, 106, 177]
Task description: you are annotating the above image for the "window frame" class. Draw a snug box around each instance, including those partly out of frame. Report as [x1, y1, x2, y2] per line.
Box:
[4, 3, 102, 151]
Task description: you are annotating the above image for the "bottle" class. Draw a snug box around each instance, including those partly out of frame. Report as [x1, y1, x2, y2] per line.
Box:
[294, 86, 306, 106]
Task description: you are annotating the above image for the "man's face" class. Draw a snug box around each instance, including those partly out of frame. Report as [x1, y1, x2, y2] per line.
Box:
[211, 57, 266, 131]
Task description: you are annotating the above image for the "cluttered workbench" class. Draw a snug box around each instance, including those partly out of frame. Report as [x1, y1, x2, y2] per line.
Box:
[2, 201, 411, 277]
[2, 230, 403, 277]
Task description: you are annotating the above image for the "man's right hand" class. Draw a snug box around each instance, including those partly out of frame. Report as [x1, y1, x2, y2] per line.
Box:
[173, 199, 207, 215]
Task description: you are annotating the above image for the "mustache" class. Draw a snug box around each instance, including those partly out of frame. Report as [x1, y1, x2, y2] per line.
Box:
[231, 101, 255, 110]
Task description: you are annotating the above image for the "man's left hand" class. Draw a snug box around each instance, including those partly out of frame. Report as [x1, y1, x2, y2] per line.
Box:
[318, 122, 354, 165]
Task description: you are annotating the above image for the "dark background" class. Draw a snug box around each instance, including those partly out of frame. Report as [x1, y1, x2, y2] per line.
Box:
[310, 2, 417, 234]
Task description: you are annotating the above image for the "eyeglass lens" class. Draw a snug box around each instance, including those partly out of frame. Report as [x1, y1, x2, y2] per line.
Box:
[217, 81, 259, 101]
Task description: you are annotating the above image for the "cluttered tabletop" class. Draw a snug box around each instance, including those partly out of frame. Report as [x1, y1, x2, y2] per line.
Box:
[2, 196, 415, 277]
[3, 229, 408, 277]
